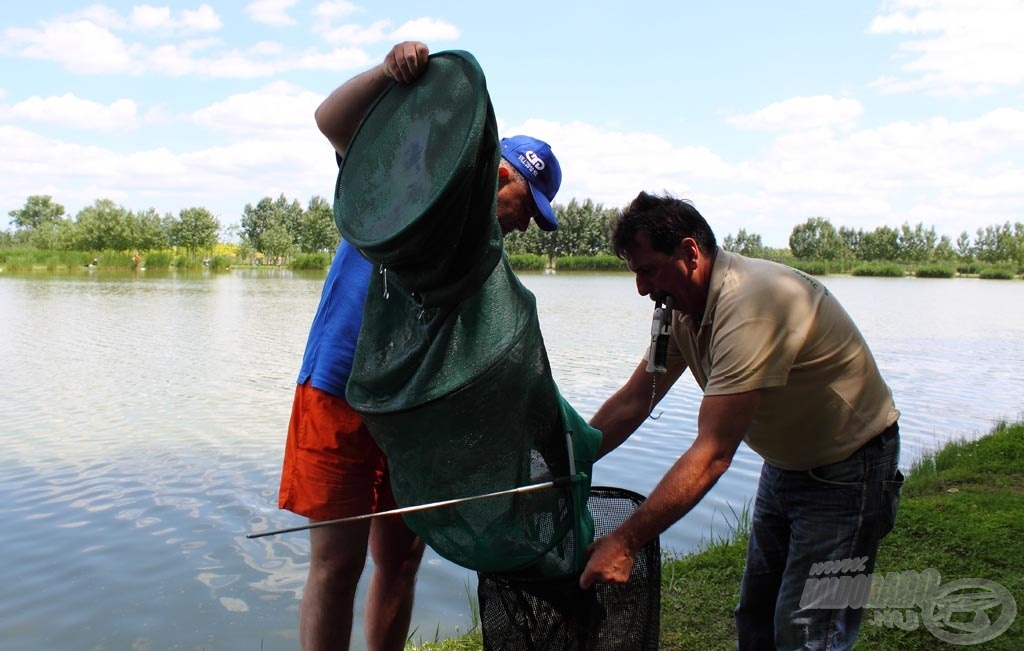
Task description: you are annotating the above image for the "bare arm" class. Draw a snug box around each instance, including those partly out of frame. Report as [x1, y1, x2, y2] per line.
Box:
[315, 41, 429, 157]
[590, 357, 686, 459]
[579, 389, 761, 589]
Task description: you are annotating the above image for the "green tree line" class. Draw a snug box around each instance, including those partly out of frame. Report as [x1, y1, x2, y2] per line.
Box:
[2, 193, 339, 264]
[784, 216, 1024, 269]
[4, 194, 1022, 271]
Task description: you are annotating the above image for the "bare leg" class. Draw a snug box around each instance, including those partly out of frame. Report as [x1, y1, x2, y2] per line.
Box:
[300, 520, 371, 651]
[365, 515, 426, 651]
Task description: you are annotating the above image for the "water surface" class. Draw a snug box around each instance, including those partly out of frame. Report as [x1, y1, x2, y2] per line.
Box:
[1, 269, 1021, 649]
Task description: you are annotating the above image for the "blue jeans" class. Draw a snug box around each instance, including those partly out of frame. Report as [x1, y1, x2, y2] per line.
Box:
[735, 423, 904, 650]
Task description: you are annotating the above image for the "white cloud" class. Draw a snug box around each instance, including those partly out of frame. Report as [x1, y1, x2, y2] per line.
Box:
[0, 6, 366, 79]
[498, 105, 1024, 246]
[188, 81, 322, 135]
[318, 20, 392, 46]
[79, 3, 221, 33]
[312, 1, 363, 21]
[869, 0, 1024, 95]
[174, 4, 223, 32]
[0, 122, 335, 221]
[130, 5, 174, 30]
[5, 102, 1020, 247]
[315, 17, 459, 47]
[3, 19, 144, 74]
[501, 119, 735, 211]
[2, 93, 138, 131]
[0, 4, 222, 75]
[0, 7, 454, 80]
[293, 47, 374, 72]
[727, 96, 864, 132]
[245, 0, 298, 27]
[389, 17, 460, 42]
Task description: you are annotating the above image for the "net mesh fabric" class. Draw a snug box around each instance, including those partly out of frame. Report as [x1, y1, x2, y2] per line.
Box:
[478, 487, 661, 650]
[337, 50, 601, 575]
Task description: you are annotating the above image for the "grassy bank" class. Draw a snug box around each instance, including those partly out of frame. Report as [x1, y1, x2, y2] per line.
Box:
[409, 420, 1024, 650]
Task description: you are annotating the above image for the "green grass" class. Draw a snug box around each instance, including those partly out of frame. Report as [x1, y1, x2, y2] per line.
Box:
[978, 266, 1016, 280]
[290, 252, 332, 270]
[913, 264, 956, 278]
[789, 260, 833, 276]
[0, 248, 98, 271]
[406, 582, 482, 650]
[555, 254, 628, 272]
[408, 421, 1024, 650]
[507, 253, 548, 271]
[852, 262, 907, 277]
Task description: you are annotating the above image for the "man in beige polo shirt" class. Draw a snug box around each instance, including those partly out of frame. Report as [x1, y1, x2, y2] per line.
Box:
[579, 192, 903, 650]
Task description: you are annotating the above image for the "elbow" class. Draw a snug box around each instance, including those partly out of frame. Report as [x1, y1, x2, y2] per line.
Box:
[708, 454, 734, 481]
[314, 103, 330, 136]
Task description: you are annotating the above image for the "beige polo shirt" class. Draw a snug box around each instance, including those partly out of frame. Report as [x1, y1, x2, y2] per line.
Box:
[665, 250, 899, 470]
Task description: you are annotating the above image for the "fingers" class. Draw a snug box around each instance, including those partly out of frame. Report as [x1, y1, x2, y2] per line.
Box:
[578, 536, 635, 589]
[579, 570, 594, 590]
[383, 41, 430, 84]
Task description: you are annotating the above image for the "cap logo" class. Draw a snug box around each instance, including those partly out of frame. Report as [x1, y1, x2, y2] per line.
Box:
[519, 150, 545, 176]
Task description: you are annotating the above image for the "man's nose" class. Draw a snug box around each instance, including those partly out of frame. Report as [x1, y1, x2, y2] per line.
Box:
[635, 276, 651, 296]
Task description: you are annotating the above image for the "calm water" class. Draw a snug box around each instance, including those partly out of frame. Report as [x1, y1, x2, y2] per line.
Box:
[1, 269, 1022, 650]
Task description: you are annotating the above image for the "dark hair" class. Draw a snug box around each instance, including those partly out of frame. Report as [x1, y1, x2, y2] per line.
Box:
[611, 192, 717, 258]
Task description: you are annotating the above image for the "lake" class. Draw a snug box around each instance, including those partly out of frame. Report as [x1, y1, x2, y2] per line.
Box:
[1, 268, 1021, 650]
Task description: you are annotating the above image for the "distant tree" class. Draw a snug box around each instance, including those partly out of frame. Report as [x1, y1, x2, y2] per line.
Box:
[503, 219, 548, 257]
[71, 199, 133, 251]
[129, 208, 171, 251]
[897, 222, 938, 262]
[860, 226, 901, 261]
[261, 223, 294, 262]
[8, 194, 64, 230]
[549, 198, 614, 258]
[1014, 222, 1024, 268]
[955, 231, 974, 261]
[974, 222, 1022, 265]
[723, 228, 765, 257]
[297, 195, 339, 253]
[240, 198, 277, 254]
[933, 235, 957, 262]
[789, 217, 841, 260]
[171, 207, 220, 259]
[240, 194, 304, 256]
[8, 195, 67, 249]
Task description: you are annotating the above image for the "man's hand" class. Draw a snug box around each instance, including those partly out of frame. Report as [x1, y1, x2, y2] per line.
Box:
[578, 531, 635, 590]
[383, 41, 430, 83]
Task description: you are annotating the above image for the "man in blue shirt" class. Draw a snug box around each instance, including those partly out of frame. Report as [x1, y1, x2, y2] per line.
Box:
[278, 41, 564, 651]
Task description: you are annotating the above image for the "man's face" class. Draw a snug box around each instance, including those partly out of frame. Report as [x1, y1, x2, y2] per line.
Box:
[495, 175, 538, 235]
[623, 231, 702, 316]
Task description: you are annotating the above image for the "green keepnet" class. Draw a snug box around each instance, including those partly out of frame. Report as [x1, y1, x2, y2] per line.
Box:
[338, 51, 601, 576]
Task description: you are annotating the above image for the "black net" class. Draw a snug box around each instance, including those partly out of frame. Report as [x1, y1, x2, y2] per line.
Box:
[478, 487, 661, 650]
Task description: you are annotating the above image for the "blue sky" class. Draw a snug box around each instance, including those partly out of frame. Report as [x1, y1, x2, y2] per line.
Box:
[2, 1, 1022, 247]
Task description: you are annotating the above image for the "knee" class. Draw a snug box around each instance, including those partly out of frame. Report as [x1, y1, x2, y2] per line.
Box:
[310, 548, 367, 588]
[377, 537, 425, 583]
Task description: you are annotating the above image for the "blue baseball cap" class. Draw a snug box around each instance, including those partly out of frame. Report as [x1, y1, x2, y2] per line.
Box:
[500, 135, 562, 231]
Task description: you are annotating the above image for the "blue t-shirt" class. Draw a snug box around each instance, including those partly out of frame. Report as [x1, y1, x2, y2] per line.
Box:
[296, 239, 373, 397]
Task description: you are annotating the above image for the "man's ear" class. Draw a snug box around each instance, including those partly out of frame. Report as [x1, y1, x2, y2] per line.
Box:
[676, 237, 700, 268]
[497, 165, 510, 186]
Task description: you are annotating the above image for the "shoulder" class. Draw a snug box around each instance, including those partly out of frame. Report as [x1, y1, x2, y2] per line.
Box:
[714, 252, 822, 324]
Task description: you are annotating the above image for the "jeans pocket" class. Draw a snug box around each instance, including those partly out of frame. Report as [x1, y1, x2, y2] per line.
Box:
[880, 469, 905, 537]
[807, 452, 865, 487]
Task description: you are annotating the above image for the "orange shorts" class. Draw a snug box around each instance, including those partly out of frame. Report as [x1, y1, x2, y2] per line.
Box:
[278, 381, 396, 521]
